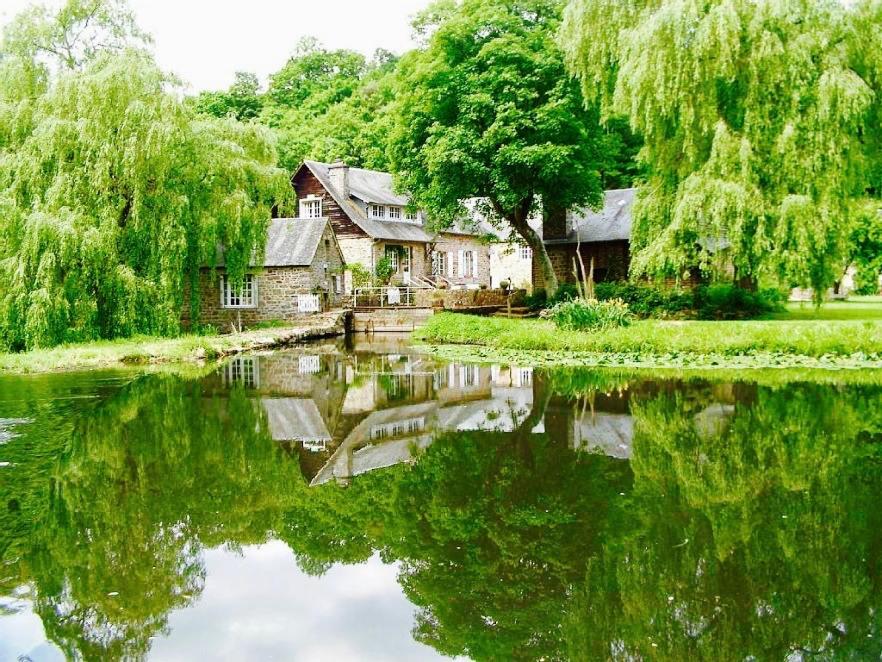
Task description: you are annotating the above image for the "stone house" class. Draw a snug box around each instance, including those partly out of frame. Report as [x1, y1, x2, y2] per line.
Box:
[533, 188, 635, 290]
[193, 217, 345, 329]
[292, 160, 490, 290]
[484, 218, 543, 291]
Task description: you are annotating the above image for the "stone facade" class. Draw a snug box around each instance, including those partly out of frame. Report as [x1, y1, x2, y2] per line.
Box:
[532, 241, 630, 290]
[192, 223, 345, 330]
[293, 162, 491, 290]
[430, 233, 491, 288]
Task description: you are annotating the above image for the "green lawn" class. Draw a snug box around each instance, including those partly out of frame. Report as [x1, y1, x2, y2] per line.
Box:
[0, 315, 343, 374]
[416, 311, 882, 367]
[771, 296, 882, 321]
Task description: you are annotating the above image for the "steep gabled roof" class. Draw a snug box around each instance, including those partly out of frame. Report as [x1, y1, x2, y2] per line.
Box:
[545, 188, 636, 245]
[300, 160, 480, 243]
[263, 398, 332, 442]
[264, 217, 330, 266]
[214, 217, 331, 268]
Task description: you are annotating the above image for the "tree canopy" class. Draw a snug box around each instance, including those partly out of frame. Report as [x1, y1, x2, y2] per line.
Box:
[388, 0, 607, 297]
[0, 1, 290, 350]
[253, 37, 400, 172]
[561, 0, 882, 296]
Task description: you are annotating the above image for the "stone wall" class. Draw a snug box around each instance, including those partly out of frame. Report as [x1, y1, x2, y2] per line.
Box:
[191, 223, 346, 329]
[413, 288, 512, 309]
[532, 241, 630, 290]
[433, 233, 491, 288]
[351, 308, 435, 332]
[339, 237, 376, 272]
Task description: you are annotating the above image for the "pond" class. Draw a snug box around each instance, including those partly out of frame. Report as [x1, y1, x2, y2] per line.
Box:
[1, 335, 881, 661]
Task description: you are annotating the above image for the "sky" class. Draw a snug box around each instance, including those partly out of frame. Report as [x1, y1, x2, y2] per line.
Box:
[2, 543, 449, 661]
[0, 0, 432, 92]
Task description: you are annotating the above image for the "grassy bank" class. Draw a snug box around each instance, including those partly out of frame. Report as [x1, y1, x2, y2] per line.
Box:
[415, 313, 882, 369]
[772, 296, 882, 321]
[0, 313, 345, 374]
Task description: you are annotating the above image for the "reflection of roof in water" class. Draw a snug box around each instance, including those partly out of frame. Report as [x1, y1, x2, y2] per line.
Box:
[436, 387, 535, 432]
[310, 402, 438, 487]
[575, 413, 634, 460]
[263, 399, 331, 443]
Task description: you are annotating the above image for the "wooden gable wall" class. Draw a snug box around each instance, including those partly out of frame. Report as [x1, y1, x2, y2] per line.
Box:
[292, 167, 368, 240]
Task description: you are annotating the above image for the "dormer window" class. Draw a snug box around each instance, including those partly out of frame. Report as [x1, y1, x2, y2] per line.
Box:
[388, 206, 401, 220]
[370, 204, 386, 219]
[405, 210, 418, 222]
[300, 195, 322, 219]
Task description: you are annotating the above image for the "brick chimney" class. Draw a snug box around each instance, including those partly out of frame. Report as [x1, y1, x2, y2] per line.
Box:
[328, 161, 350, 199]
[542, 203, 571, 241]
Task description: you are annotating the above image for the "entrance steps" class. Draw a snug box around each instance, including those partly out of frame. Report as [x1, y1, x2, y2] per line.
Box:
[492, 306, 538, 319]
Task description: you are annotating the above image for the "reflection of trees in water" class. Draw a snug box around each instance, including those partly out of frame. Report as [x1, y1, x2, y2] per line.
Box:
[4, 368, 882, 660]
[567, 383, 882, 661]
[1, 374, 305, 659]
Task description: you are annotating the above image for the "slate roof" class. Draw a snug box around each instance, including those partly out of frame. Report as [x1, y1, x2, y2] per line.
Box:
[544, 188, 636, 245]
[263, 217, 330, 266]
[215, 217, 330, 267]
[302, 160, 480, 243]
[263, 398, 332, 442]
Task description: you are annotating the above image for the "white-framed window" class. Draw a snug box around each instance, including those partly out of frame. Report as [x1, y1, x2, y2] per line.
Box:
[299, 196, 322, 219]
[224, 357, 259, 388]
[459, 364, 477, 388]
[388, 206, 401, 220]
[404, 210, 418, 221]
[385, 245, 400, 271]
[520, 246, 533, 260]
[332, 274, 343, 294]
[370, 204, 386, 219]
[463, 251, 476, 278]
[220, 274, 257, 308]
[431, 251, 446, 276]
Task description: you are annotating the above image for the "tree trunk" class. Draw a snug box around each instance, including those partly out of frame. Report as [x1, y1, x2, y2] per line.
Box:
[735, 272, 757, 291]
[489, 196, 559, 299]
[512, 211, 558, 299]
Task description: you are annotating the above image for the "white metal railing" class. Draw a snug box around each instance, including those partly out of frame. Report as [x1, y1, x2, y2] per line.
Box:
[352, 286, 418, 308]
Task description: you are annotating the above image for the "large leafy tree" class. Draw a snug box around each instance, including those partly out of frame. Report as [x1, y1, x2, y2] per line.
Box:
[561, 0, 882, 297]
[0, 3, 290, 350]
[191, 71, 263, 122]
[389, 0, 606, 298]
[258, 38, 399, 171]
[1, 0, 150, 70]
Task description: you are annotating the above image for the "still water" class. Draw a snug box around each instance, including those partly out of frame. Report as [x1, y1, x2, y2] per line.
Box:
[1, 335, 881, 661]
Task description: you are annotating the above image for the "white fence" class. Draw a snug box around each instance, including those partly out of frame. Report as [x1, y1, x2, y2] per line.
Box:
[296, 294, 321, 313]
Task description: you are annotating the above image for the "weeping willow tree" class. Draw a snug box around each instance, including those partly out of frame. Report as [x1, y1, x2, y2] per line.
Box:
[561, 0, 882, 297]
[0, 3, 291, 350]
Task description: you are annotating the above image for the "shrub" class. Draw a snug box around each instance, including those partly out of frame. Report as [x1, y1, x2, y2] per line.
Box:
[349, 263, 373, 289]
[374, 256, 395, 284]
[594, 282, 693, 318]
[693, 284, 785, 320]
[543, 298, 634, 331]
[526, 283, 580, 310]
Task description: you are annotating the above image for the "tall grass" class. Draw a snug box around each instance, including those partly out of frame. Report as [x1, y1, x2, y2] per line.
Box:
[416, 313, 882, 358]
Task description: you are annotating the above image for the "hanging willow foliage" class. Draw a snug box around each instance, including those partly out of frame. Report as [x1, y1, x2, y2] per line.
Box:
[0, 51, 291, 350]
[561, 0, 882, 297]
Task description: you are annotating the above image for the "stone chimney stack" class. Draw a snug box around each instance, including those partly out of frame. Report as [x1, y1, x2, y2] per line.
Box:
[328, 161, 350, 199]
[542, 203, 571, 241]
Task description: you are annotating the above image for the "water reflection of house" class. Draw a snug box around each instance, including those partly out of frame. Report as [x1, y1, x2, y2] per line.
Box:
[310, 402, 438, 487]
[311, 364, 536, 486]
